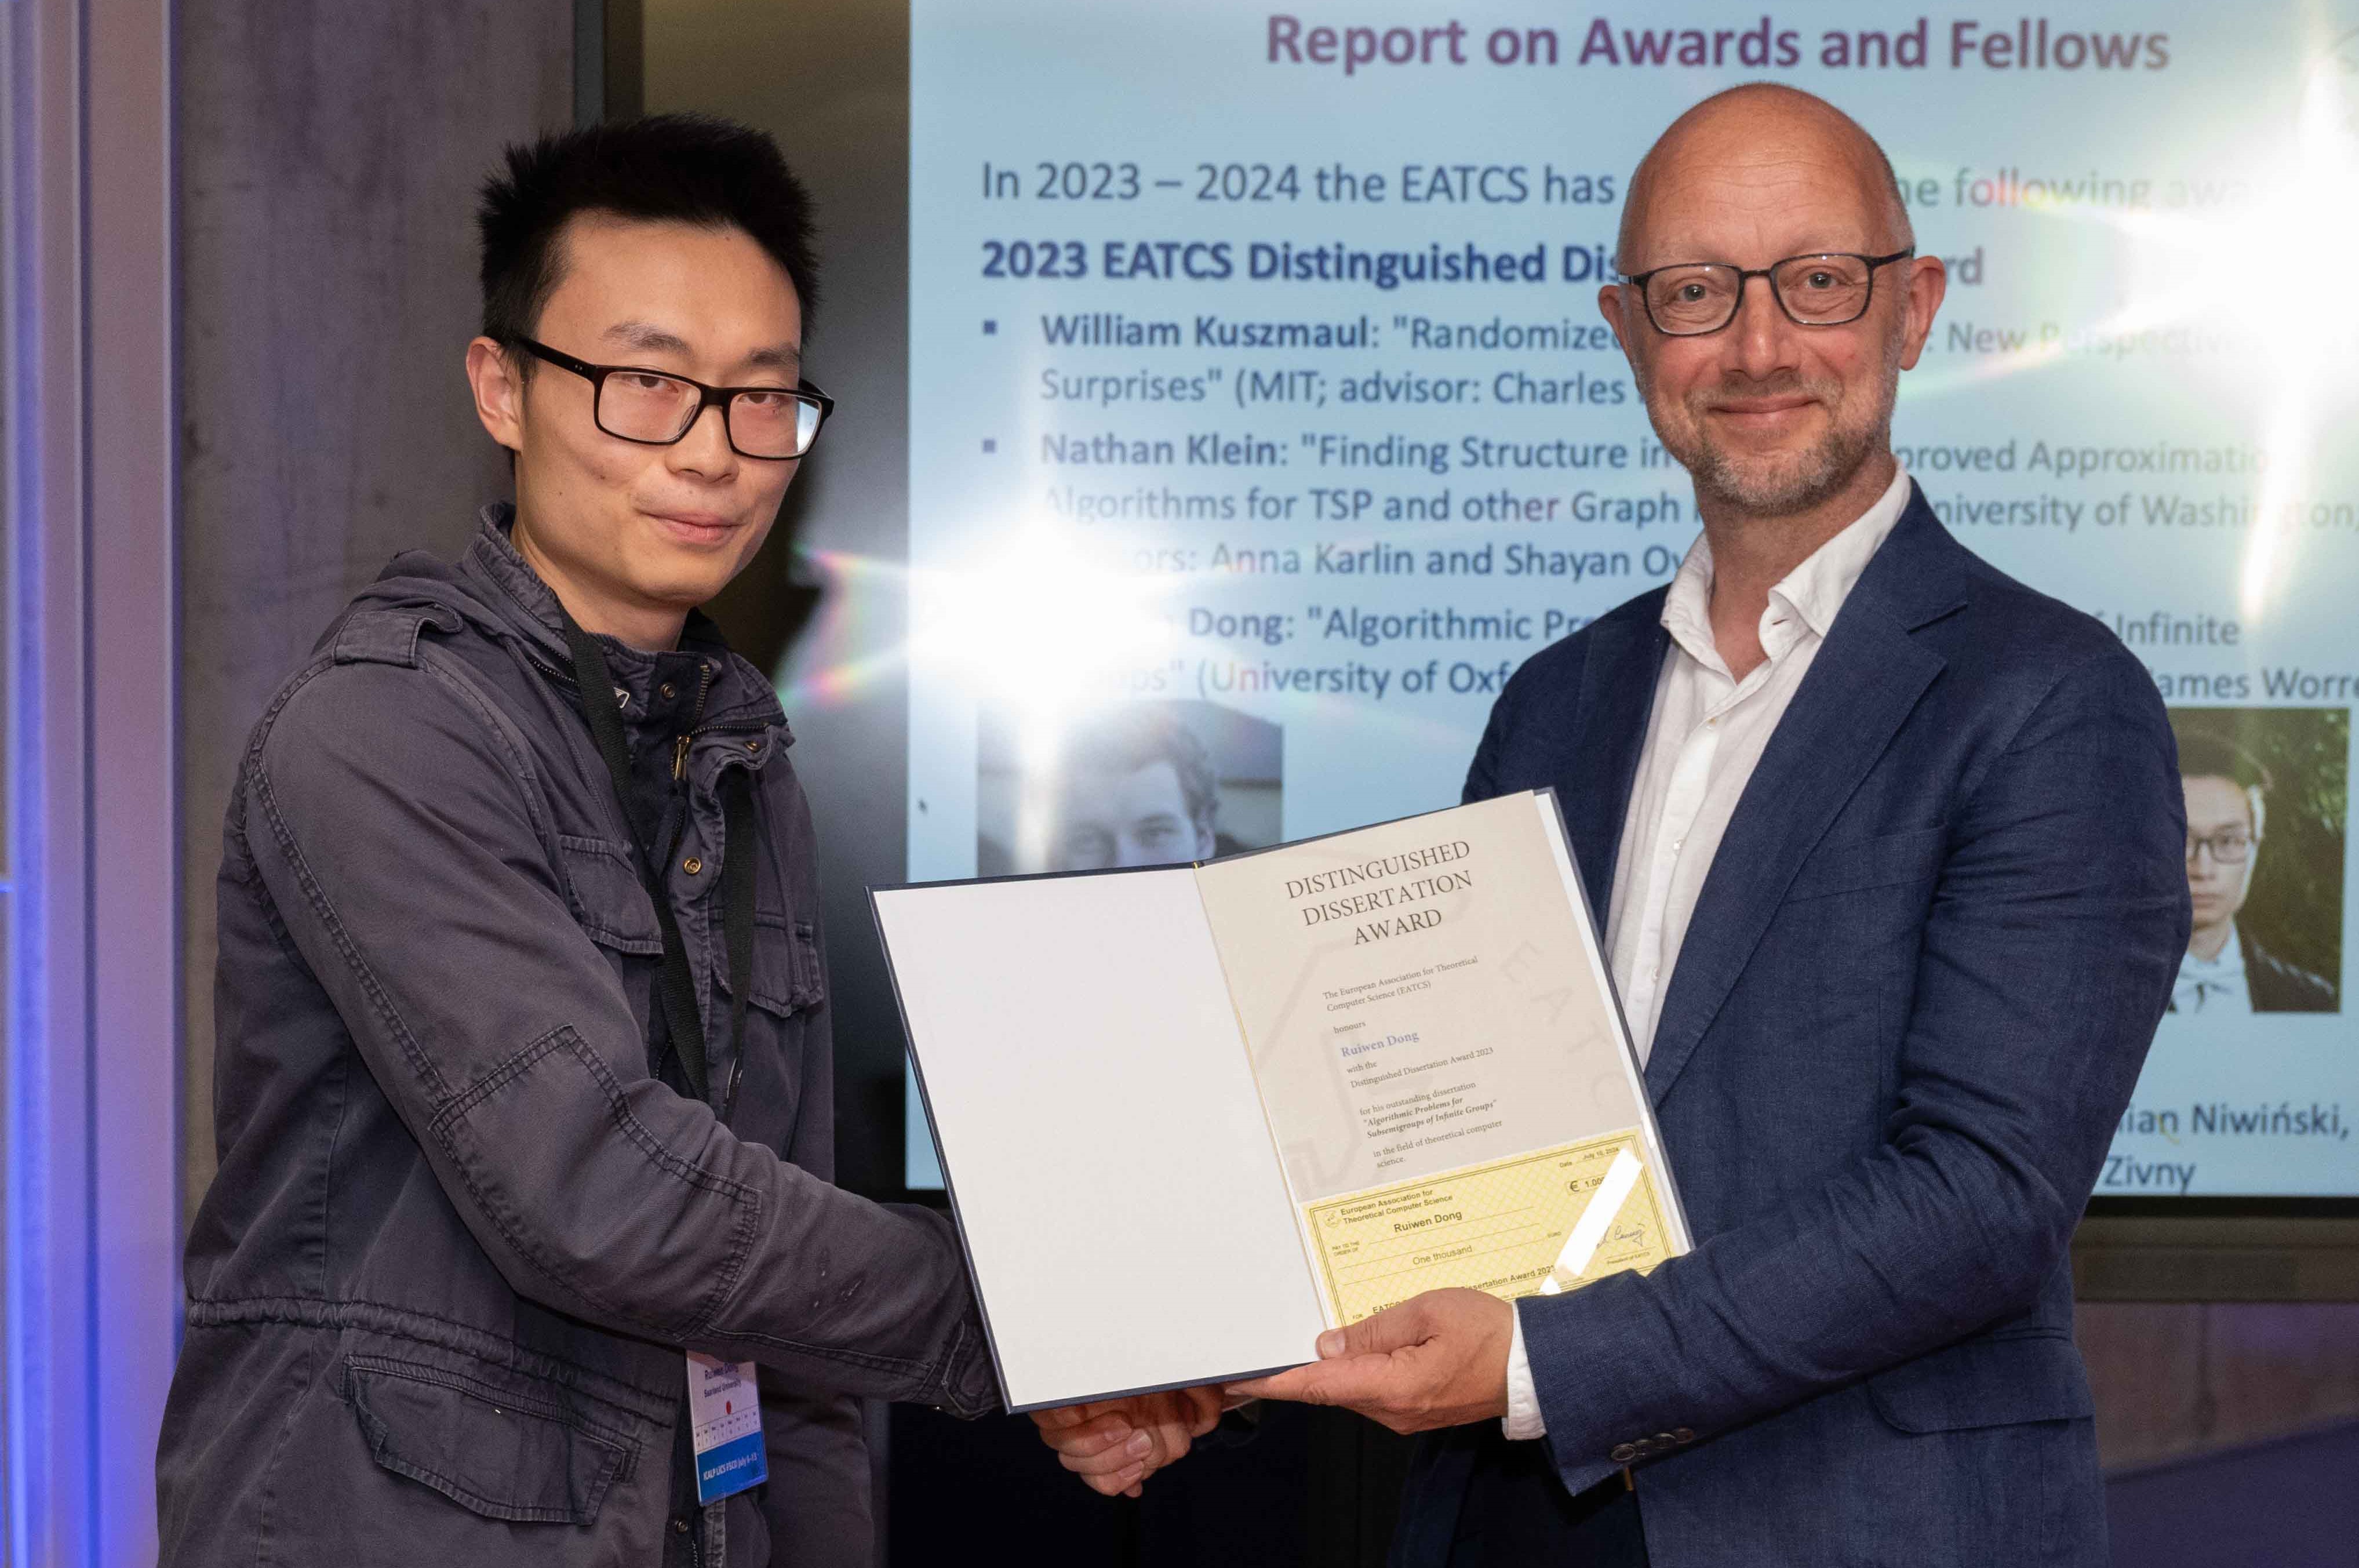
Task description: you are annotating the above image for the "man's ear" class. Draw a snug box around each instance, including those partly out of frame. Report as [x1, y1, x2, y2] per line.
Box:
[465, 336, 526, 454]
[1896, 256, 1947, 372]
[1598, 283, 1637, 363]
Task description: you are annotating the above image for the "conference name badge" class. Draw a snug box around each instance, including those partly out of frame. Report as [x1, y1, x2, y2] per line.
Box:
[686, 1352, 767, 1505]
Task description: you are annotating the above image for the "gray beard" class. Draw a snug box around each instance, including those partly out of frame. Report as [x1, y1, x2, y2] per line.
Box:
[1641, 326, 1906, 518]
[1686, 405, 1888, 515]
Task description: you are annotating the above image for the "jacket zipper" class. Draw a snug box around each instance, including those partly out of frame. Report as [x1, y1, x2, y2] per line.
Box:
[673, 659, 756, 1125]
[673, 659, 718, 780]
[678, 717, 774, 780]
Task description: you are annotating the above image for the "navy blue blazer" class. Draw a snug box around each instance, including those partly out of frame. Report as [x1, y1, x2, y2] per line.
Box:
[1395, 488, 2190, 1567]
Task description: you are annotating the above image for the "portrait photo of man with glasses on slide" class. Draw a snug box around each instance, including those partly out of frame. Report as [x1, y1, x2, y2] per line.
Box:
[2172, 721, 2342, 1014]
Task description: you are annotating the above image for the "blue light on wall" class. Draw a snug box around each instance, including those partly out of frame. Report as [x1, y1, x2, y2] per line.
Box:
[3, 1, 182, 1563]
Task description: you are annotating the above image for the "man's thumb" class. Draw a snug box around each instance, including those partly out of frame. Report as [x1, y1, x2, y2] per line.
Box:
[1319, 1303, 1423, 1359]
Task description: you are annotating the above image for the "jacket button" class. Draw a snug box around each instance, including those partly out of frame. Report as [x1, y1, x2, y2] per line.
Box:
[1654, 1432, 1678, 1449]
[660, 682, 676, 699]
[672, 1518, 690, 1534]
[683, 857, 703, 875]
[745, 738, 762, 752]
[1674, 1427, 1694, 1443]
[1610, 1443, 1638, 1464]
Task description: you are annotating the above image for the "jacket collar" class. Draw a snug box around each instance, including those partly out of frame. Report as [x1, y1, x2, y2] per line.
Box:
[462, 504, 786, 732]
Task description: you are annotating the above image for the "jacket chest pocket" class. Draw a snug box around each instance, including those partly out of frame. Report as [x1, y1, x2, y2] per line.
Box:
[556, 836, 665, 1040]
[559, 832, 825, 1145]
[718, 913, 825, 1151]
[744, 910, 824, 1017]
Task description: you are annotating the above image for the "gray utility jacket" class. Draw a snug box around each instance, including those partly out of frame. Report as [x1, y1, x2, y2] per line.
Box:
[158, 510, 996, 1567]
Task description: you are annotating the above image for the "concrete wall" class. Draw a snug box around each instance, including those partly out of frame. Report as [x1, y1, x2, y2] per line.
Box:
[177, 2, 575, 1212]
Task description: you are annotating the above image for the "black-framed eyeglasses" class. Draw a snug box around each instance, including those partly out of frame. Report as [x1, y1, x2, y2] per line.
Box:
[2187, 828, 2257, 865]
[511, 337, 834, 460]
[1621, 249, 1914, 336]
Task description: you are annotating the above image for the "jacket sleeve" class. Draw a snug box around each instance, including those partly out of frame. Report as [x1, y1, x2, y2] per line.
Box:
[1517, 647, 2187, 1487]
[242, 656, 997, 1415]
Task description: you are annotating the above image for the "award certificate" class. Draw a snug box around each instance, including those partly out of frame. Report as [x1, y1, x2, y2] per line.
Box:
[872, 790, 1687, 1410]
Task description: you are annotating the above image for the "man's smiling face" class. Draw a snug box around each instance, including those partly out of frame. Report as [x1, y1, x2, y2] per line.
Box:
[468, 213, 804, 647]
[1600, 89, 1942, 519]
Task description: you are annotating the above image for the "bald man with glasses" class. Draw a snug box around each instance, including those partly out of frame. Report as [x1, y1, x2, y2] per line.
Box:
[1039, 83, 2190, 1567]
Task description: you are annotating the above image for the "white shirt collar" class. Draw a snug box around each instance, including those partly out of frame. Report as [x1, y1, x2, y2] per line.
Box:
[2174, 925, 2249, 1011]
[1661, 463, 1916, 674]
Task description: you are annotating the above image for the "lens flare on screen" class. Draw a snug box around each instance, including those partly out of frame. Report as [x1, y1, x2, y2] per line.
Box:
[777, 548, 909, 710]
[2233, 55, 2359, 620]
[912, 518, 1185, 723]
[786, 518, 1479, 750]
[1904, 51, 2359, 621]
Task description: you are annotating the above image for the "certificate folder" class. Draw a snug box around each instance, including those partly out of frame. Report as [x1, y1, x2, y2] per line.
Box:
[871, 790, 1690, 1411]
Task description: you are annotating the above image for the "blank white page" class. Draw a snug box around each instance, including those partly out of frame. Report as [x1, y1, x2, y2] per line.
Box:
[873, 869, 1327, 1409]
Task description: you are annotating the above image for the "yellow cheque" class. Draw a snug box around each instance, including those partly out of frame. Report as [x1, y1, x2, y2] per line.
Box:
[1303, 1127, 1673, 1325]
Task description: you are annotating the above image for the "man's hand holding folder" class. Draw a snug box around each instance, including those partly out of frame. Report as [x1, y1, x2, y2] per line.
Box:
[1030, 1387, 1225, 1497]
[1032, 1286, 1518, 1492]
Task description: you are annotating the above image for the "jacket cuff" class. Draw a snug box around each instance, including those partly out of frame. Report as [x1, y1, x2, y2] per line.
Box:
[933, 1314, 1003, 1420]
[1521, 1272, 1702, 1488]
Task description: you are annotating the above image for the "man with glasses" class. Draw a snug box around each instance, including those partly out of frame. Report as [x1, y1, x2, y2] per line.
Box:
[158, 117, 1011, 1567]
[1041, 83, 2187, 1566]
[2175, 732, 2336, 1013]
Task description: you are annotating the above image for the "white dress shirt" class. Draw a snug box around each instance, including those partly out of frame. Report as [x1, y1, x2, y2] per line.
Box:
[1502, 464, 1915, 1441]
[2172, 927, 2251, 1014]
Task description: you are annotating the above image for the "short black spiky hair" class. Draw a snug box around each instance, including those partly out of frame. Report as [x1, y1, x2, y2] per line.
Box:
[477, 113, 820, 349]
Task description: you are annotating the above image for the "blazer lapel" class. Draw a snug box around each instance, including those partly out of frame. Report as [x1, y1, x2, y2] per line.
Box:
[1558, 606, 1670, 924]
[1640, 499, 1965, 1105]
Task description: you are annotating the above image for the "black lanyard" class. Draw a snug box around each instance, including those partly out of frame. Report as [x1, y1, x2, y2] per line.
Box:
[558, 613, 758, 1119]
